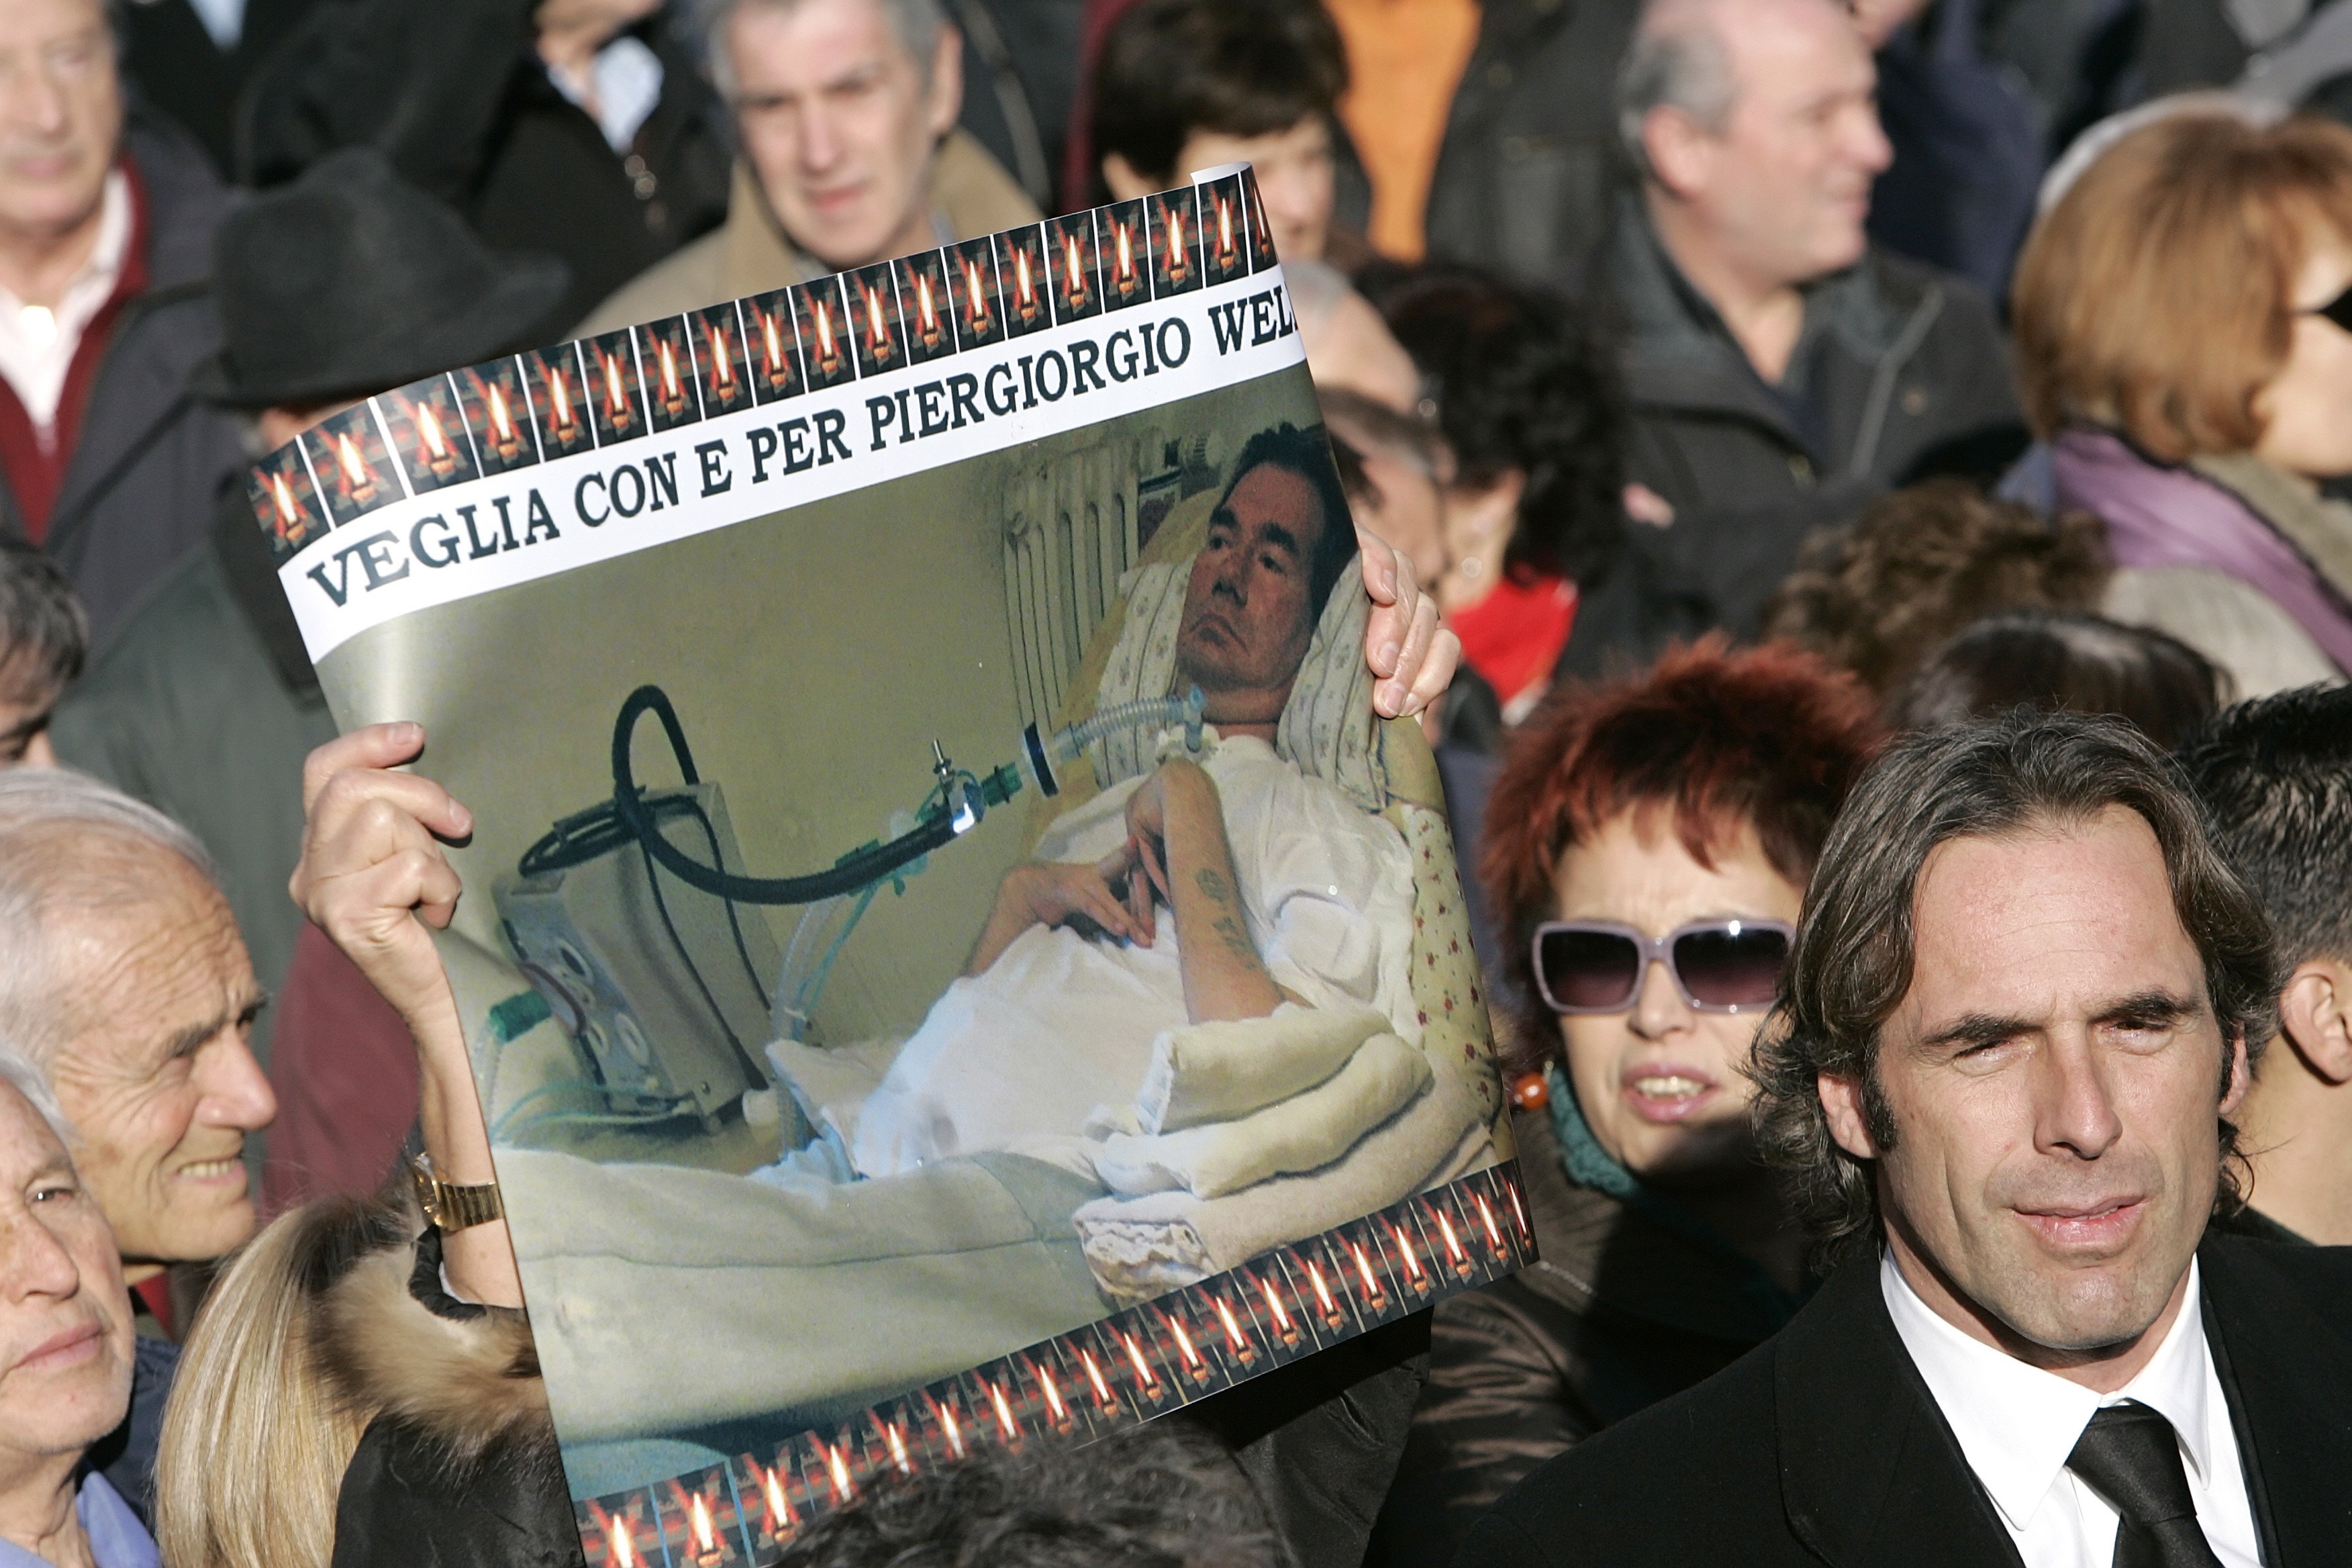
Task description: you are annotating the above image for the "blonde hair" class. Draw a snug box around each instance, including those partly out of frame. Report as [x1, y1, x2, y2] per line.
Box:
[155, 1193, 408, 1568]
[2012, 111, 2352, 462]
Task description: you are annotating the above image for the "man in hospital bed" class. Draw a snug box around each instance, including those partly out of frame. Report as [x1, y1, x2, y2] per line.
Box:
[850, 426, 1418, 1176]
[283, 424, 1465, 1448]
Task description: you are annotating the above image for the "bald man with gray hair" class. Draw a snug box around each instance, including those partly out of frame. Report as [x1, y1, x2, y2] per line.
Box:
[0, 770, 275, 1285]
[1591, 0, 2021, 640]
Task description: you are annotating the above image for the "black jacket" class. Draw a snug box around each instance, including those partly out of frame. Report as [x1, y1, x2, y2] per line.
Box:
[0, 112, 246, 647]
[1413, 0, 1643, 295]
[241, 0, 732, 342]
[1365, 1108, 1785, 1566]
[1364, 1105, 1778, 1568]
[328, 1228, 581, 1568]
[1604, 199, 2026, 638]
[119, 0, 321, 175]
[1457, 1234, 2352, 1567]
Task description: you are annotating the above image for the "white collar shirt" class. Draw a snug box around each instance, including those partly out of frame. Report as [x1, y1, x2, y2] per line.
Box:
[1881, 1250, 2264, 1568]
[0, 169, 132, 439]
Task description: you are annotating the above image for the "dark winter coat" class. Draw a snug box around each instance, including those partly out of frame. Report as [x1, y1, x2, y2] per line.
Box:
[240, 0, 734, 343]
[1605, 198, 2026, 638]
[324, 1227, 582, 1568]
[1365, 1107, 1786, 1567]
[1455, 1234, 2352, 1567]
[0, 113, 246, 647]
[1338, 0, 1641, 297]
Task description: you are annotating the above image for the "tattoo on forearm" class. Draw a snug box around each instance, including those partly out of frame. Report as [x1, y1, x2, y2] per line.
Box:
[1194, 867, 1259, 966]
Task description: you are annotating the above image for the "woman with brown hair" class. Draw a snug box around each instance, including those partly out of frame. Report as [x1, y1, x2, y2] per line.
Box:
[2012, 109, 2352, 695]
[1366, 638, 1881, 1565]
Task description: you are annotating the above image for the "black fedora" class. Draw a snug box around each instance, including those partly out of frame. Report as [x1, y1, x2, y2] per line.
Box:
[193, 147, 571, 409]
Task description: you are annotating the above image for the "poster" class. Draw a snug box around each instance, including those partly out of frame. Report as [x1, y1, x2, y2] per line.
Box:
[255, 166, 1526, 1564]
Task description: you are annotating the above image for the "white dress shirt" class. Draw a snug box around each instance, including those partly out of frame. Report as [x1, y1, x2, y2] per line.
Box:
[0, 170, 131, 439]
[1882, 1251, 2264, 1567]
[544, 34, 666, 154]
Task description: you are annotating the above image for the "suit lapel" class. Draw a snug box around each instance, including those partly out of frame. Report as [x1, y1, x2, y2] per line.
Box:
[2200, 1238, 2352, 1565]
[1773, 1257, 2028, 1568]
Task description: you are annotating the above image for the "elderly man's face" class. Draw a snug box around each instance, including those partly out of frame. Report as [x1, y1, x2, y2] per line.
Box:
[0, 1081, 130, 1469]
[728, 0, 960, 273]
[44, 854, 273, 1268]
[0, 0, 119, 249]
[1176, 463, 1328, 713]
[1827, 808, 2241, 1375]
[1673, 0, 1890, 291]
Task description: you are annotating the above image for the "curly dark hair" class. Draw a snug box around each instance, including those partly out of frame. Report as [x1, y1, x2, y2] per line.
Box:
[1760, 479, 2112, 697]
[775, 1419, 1285, 1568]
[1089, 0, 1346, 192]
[1481, 636, 1884, 1075]
[1370, 266, 1626, 587]
[1753, 711, 2280, 1267]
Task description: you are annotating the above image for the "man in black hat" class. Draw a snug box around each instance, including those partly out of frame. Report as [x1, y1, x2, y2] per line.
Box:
[48, 147, 567, 1195]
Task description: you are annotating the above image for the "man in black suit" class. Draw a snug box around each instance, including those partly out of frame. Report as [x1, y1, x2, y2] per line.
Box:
[1461, 710, 2352, 1567]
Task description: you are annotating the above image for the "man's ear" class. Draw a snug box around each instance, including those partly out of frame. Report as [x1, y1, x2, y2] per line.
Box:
[924, 22, 965, 139]
[1101, 152, 1157, 203]
[1817, 1071, 1881, 1160]
[1640, 105, 1716, 203]
[2279, 959, 2352, 1086]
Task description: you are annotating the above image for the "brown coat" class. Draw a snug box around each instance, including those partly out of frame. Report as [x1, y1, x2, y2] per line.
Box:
[577, 131, 1040, 334]
[1364, 1108, 1788, 1566]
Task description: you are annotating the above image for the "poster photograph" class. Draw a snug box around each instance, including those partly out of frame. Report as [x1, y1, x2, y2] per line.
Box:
[255, 166, 1527, 1567]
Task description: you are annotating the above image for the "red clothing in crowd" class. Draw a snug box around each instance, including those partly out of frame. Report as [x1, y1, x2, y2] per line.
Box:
[1451, 572, 1575, 711]
[261, 922, 421, 1215]
[0, 164, 149, 544]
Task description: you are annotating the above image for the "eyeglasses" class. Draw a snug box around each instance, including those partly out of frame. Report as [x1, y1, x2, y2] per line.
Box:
[1530, 918, 1794, 1016]
[2302, 281, 2352, 335]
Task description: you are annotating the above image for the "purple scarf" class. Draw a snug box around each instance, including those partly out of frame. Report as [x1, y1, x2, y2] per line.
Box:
[2051, 428, 2352, 674]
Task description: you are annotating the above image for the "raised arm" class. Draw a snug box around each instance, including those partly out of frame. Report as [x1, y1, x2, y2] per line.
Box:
[291, 724, 520, 1309]
[1126, 759, 1291, 1024]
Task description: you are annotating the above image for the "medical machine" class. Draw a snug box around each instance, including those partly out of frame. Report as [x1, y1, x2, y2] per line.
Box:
[493, 684, 1206, 1134]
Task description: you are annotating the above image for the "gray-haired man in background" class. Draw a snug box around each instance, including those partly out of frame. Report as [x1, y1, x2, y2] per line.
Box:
[582, 0, 1038, 329]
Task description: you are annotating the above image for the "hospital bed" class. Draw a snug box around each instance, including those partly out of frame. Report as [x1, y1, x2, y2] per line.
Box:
[451, 490, 1509, 1482]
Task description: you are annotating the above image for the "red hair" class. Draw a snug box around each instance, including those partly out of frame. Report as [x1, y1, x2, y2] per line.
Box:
[1482, 637, 1884, 1069]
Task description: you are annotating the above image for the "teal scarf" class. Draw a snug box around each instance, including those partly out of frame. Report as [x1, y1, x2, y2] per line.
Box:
[1545, 1062, 1803, 1330]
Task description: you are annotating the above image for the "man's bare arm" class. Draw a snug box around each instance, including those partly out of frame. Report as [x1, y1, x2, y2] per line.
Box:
[1144, 763, 1289, 1024]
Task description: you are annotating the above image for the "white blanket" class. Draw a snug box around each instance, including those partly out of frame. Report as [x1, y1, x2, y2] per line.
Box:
[1096, 1032, 1430, 1199]
[1134, 1003, 1387, 1134]
[1072, 1059, 1490, 1301]
[849, 737, 1416, 1177]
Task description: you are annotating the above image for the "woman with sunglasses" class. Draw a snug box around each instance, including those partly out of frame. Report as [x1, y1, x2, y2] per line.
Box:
[1365, 638, 1881, 1567]
[2012, 109, 2352, 697]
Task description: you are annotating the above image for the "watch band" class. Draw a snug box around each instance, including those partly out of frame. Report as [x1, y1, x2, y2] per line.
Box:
[411, 1153, 504, 1232]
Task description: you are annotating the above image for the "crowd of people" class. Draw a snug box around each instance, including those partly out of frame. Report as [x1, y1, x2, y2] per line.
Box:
[2, 0, 2351, 1564]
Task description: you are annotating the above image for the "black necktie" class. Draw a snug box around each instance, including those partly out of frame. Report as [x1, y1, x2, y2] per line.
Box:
[2065, 1401, 2225, 1568]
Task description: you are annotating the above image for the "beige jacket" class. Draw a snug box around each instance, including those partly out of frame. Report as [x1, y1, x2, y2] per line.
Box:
[577, 130, 1038, 334]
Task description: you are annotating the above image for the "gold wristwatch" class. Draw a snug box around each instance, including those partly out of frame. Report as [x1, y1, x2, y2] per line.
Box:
[411, 1153, 504, 1232]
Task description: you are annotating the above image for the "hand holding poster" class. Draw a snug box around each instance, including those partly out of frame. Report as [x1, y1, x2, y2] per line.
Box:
[254, 166, 1527, 1565]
